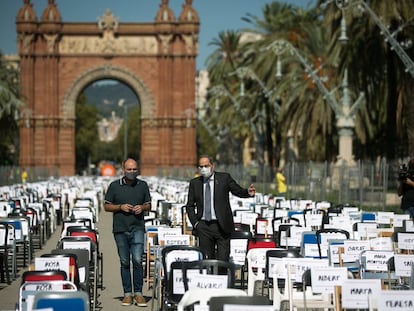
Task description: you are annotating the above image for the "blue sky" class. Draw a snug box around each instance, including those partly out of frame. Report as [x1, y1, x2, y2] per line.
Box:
[0, 0, 315, 70]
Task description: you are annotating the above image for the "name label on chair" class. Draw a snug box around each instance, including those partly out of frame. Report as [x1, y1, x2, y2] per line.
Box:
[343, 240, 370, 261]
[397, 233, 414, 250]
[341, 279, 381, 309]
[173, 271, 228, 294]
[376, 212, 394, 225]
[223, 305, 274, 311]
[376, 290, 414, 311]
[35, 257, 70, 278]
[394, 254, 414, 277]
[283, 258, 329, 283]
[187, 272, 228, 290]
[230, 239, 247, 264]
[311, 267, 347, 293]
[164, 234, 190, 246]
[364, 250, 394, 271]
[393, 214, 410, 228]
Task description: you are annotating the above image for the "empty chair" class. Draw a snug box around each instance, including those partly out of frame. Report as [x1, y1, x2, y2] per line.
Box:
[32, 290, 90, 311]
[177, 288, 247, 311]
[180, 259, 236, 291]
[315, 228, 350, 259]
[209, 295, 272, 311]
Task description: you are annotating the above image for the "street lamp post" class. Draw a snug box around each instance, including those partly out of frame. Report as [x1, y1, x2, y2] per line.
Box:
[267, 39, 365, 164]
[324, 0, 414, 77]
[118, 99, 128, 160]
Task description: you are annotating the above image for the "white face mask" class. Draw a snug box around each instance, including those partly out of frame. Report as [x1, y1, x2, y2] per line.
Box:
[199, 166, 212, 178]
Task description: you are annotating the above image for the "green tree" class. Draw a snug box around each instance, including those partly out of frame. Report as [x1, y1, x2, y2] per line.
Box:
[0, 52, 23, 165]
[75, 93, 99, 174]
[205, 30, 248, 165]
[319, 0, 414, 160]
[113, 105, 141, 162]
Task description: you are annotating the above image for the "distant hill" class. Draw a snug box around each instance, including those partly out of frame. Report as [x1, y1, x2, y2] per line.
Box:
[83, 80, 139, 118]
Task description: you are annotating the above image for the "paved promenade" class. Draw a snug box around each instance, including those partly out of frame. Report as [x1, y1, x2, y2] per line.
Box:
[0, 209, 154, 311]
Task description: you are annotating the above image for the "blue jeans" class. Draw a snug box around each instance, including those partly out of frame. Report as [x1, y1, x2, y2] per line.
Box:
[403, 207, 414, 219]
[114, 230, 145, 295]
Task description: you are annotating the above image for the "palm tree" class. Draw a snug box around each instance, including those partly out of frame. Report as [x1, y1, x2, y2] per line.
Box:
[205, 30, 248, 165]
[319, 0, 414, 160]
[242, 2, 338, 161]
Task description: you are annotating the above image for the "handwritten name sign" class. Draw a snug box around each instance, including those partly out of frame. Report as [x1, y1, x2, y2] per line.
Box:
[173, 270, 228, 294]
[394, 254, 414, 277]
[397, 233, 414, 251]
[343, 240, 370, 262]
[311, 267, 347, 293]
[363, 250, 394, 271]
[164, 234, 190, 246]
[376, 290, 414, 311]
[34, 257, 70, 278]
[230, 239, 248, 264]
[341, 279, 381, 308]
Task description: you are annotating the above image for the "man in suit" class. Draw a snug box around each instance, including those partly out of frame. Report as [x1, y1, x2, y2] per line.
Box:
[186, 155, 256, 260]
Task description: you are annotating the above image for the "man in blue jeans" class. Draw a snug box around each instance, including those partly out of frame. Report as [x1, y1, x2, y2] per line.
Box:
[104, 158, 151, 306]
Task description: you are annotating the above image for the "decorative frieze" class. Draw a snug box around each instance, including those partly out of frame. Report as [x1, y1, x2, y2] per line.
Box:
[59, 35, 157, 55]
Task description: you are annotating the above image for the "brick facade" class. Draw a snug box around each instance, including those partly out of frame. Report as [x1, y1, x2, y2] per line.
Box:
[16, 0, 199, 176]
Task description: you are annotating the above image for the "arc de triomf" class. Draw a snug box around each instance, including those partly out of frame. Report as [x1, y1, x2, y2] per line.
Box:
[16, 0, 199, 176]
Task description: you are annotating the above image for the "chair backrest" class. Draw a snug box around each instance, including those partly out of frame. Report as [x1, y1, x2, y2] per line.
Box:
[19, 280, 77, 311]
[300, 231, 319, 258]
[52, 248, 90, 289]
[247, 237, 277, 251]
[209, 295, 272, 311]
[265, 248, 302, 280]
[32, 290, 90, 311]
[161, 245, 206, 276]
[160, 246, 206, 305]
[180, 259, 236, 291]
[66, 226, 98, 244]
[359, 249, 395, 279]
[22, 270, 67, 283]
[316, 228, 350, 258]
[229, 230, 252, 266]
[57, 236, 96, 262]
[40, 253, 80, 287]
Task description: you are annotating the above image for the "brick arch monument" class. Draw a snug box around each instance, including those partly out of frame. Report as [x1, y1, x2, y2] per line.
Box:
[16, 0, 199, 176]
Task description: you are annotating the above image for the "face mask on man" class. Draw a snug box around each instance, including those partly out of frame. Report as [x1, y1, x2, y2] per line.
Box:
[125, 171, 138, 181]
[199, 166, 212, 178]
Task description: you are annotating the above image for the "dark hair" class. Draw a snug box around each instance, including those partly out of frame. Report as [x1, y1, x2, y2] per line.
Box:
[199, 154, 214, 165]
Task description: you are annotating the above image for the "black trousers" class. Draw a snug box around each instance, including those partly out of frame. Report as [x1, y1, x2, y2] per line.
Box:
[197, 220, 230, 261]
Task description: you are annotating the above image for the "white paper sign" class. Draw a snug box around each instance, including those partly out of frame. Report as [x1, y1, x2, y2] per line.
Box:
[393, 214, 410, 227]
[343, 240, 370, 261]
[224, 305, 273, 311]
[397, 233, 414, 250]
[157, 227, 182, 244]
[165, 250, 201, 273]
[164, 234, 190, 246]
[34, 257, 70, 279]
[376, 290, 414, 311]
[341, 279, 381, 309]
[230, 239, 248, 265]
[364, 250, 394, 271]
[376, 212, 394, 225]
[405, 220, 414, 232]
[394, 254, 414, 277]
[311, 267, 347, 293]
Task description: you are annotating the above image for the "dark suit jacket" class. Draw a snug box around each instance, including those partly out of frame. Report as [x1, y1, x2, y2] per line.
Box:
[186, 171, 252, 235]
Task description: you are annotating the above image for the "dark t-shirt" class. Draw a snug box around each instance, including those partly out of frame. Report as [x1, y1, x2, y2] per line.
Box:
[400, 183, 414, 210]
[104, 177, 151, 233]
